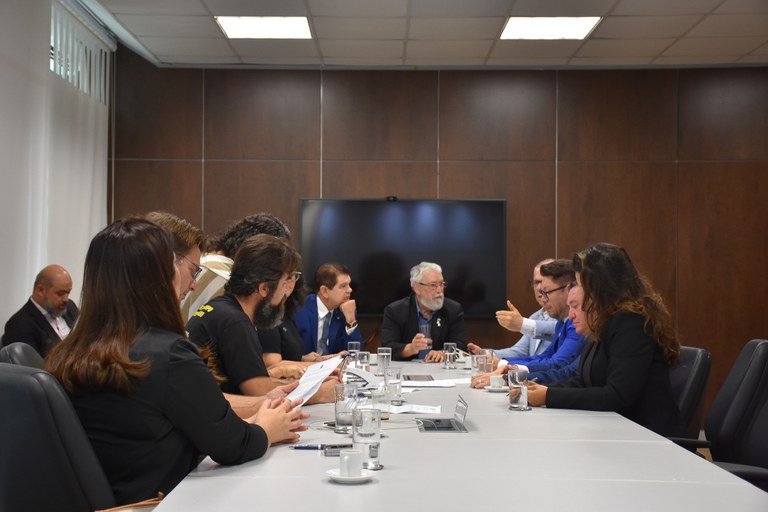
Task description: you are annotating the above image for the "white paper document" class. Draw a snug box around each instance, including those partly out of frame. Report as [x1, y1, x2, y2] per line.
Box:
[402, 379, 456, 388]
[285, 356, 342, 403]
[389, 404, 441, 414]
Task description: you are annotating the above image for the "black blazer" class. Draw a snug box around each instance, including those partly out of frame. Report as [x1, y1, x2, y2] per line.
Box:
[381, 294, 467, 360]
[546, 311, 684, 436]
[2, 298, 79, 356]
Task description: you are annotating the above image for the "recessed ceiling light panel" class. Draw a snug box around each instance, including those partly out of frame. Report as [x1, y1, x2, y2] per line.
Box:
[501, 17, 601, 40]
[216, 16, 312, 39]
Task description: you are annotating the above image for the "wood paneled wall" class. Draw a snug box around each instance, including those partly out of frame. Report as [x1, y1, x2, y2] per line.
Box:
[111, 46, 768, 413]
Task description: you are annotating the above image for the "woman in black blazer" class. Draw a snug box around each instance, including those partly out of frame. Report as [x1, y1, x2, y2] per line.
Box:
[45, 218, 305, 505]
[527, 243, 684, 437]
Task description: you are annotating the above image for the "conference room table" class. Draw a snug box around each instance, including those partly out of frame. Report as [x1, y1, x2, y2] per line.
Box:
[155, 360, 768, 512]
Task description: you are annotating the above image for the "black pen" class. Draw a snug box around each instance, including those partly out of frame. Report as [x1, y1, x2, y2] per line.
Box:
[289, 443, 352, 450]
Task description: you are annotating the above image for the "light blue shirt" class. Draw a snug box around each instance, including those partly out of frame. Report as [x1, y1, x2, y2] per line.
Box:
[490, 308, 557, 359]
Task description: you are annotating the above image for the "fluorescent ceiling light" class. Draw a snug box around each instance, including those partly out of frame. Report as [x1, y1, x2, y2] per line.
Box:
[216, 16, 311, 39]
[501, 17, 601, 40]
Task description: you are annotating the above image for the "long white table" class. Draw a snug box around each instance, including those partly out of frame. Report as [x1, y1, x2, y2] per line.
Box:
[155, 362, 768, 511]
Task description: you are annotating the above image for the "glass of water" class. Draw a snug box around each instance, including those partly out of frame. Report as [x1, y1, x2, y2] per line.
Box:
[346, 341, 361, 369]
[376, 347, 391, 376]
[418, 324, 433, 349]
[357, 351, 370, 372]
[508, 369, 531, 411]
[334, 382, 358, 433]
[385, 366, 403, 405]
[353, 408, 382, 470]
[443, 342, 457, 369]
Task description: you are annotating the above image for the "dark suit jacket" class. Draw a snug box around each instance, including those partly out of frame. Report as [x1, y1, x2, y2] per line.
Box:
[381, 294, 467, 360]
[2, 298, 79, 356]
[546, 311, 684, 436]
[293, 294, 362, 355]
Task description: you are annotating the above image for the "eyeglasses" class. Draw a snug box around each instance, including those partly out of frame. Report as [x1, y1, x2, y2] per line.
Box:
[538, 284, 567, 301]
[290, 271, 302, 282]
[419, 281, 447, 290]
[177, 255, 203, 281]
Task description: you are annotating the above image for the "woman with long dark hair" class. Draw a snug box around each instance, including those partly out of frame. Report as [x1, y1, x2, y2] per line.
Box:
[527, 243, 684, 436]
[46, 218, 305, 505]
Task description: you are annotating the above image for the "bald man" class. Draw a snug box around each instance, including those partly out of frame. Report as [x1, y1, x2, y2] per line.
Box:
[2, 264, 79, 356]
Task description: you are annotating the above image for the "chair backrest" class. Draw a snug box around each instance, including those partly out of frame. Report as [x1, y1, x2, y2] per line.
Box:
[669, 345, 712, 438]
[705, 339, 768, 466]
[0, 341, 45, 368]
[0, 363, 116, 512]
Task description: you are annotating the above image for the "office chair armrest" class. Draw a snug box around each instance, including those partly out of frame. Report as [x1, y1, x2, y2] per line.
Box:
[715, 462, 768, 485]
[667, 436, 710, 452]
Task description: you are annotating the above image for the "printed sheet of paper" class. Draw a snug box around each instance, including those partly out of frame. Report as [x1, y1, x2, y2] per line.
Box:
[285, 356, 342, 403]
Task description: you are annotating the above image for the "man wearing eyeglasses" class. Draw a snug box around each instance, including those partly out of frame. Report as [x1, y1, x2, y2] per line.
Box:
[471, 259, 585, 388]
[381, 261, 467, 362]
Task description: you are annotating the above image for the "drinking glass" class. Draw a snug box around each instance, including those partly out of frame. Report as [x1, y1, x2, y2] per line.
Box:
[385, 366, 403, 405]
[370, 387, 390, 420]
[334, 382, 358, 433]
[418, 324, 433, 349]
[470, 354, 488, 378]
[508, 368, 531, 411]
[346, 341, 361, 369]
[357, 351, 370, 372]
[443, 342, 457, 369]
[352, 408, 382, 470]
[376, 347, 392, 376]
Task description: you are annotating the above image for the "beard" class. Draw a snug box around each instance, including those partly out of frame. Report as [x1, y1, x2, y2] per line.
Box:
[252, 289, 286, 329]
[421, 294, 444, 312]
[42, 299, 66, 318]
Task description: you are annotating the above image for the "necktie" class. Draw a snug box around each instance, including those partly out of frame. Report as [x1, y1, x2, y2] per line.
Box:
[318, 313, 331, 355]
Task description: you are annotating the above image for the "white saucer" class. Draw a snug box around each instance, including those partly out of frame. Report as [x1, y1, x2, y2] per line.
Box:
[486, 386, 507, 393]
[326, 468, 376, 484]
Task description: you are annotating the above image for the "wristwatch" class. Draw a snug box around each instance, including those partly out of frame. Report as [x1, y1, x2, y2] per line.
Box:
[346, 320, 358, 329]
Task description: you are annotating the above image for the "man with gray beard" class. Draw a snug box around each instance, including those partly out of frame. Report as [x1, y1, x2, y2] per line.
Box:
[186, 234, 335, 403]
[381, 261, 467, 362]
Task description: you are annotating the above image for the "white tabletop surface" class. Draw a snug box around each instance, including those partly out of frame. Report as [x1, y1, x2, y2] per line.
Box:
[155, 361, 768, 512]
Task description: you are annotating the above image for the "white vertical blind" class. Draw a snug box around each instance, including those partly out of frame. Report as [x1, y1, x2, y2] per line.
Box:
[0, 0, 111, 324]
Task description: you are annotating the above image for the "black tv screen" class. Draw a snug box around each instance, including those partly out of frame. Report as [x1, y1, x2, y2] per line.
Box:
[299, 199, 506, 317]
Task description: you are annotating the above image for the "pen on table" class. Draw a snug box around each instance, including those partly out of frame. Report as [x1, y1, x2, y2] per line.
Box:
[289, 444, 326, 450]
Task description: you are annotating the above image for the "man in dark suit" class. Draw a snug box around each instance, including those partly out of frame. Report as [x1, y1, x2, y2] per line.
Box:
[2, 264, 79, 356]
[381, 261, 467, 362]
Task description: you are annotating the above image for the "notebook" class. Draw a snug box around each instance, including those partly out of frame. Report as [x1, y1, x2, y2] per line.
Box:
[417, 395, 469, 433]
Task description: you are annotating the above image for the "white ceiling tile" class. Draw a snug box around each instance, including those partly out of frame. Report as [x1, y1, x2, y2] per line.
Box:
[408, 17, 506, 40]
[491, 40, 581, 59]
[98, 0, 209, 15]
[688, 14, 768, 37]
[137, 36, 235, 56]
[592, 15, 702, 38]
[510, 0, 616, 17]
[715, 0, 768, 14]
[319, 40, 404, 58]
[115, 14, 222, 38]
[312, 17, 407, 40]
[664, 37, 768, 56]
[578, 38, 676, 58]
[612, 0, 722, 16]
[410, 0, 512, 18]
[202, 0, 308, 16]
[229, 39, 318, 58]
[307, 0, 408, 18]
[406, 40, 494, 59]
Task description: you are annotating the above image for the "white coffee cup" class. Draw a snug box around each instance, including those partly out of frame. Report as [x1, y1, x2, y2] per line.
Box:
[339, 448, 363, 477]
[489, 375, 504, 388]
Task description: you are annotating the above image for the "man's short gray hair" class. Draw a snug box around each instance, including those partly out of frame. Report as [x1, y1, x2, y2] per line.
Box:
[410, 262, 443, 287]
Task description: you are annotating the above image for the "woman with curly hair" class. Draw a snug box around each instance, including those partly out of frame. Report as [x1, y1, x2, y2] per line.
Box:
[527, 242, 684, 436]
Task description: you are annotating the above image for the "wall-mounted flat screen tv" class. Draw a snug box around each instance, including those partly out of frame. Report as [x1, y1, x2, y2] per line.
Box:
[299, 199, 506, 317]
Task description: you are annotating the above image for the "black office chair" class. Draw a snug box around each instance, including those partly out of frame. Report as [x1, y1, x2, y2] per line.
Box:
[0, 362, 117, 512]
[671, 339, 768, 492]
[669, 345, 711, 438]
[0, 341, 45, 368]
